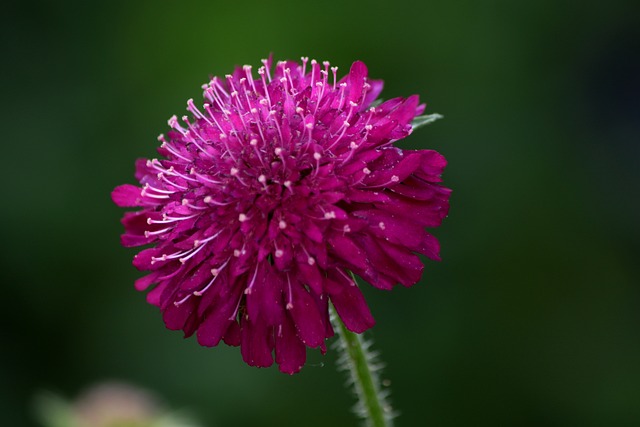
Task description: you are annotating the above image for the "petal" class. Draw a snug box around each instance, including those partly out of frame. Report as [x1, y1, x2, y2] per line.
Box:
[356, 234, 424, 287]
[275, 316, 307, 375]
[111, 184, 142, 207]
[362, 79, 384, 110]
[246, 263, 285, 326]
[287, 278, 325, 348]
[240, 319, 274, 368]
[376, 191, 450, 228]
[347, 60, 368, 104]
[223, 321, 241, 346]
[196, 282, 243, 347]
[146, 281, 169, 307]
[328, 234, 367, 271]
[134, 272, 160, 292]
[326, 271, 375, 333]
[163, 297, 195, 331]
[353, 208, 442, 259]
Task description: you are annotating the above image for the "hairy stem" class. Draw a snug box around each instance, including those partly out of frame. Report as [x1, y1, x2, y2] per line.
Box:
[330, 303, 394, 427]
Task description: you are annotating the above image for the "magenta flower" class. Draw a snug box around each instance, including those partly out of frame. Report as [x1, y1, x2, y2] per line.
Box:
[112, 57, 450, 374]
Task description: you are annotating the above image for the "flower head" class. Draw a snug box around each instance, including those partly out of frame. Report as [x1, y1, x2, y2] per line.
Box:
[112, 57, 450, 374]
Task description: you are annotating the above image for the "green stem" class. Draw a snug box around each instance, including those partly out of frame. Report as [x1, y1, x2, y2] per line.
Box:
[330, 303, 394, 427]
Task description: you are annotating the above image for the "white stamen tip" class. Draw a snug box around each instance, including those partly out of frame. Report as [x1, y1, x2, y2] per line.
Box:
[363, 167, 371, 174]
[284, 180, 292, 188]
[204, 196, 212, 203]
[274, 147, 283, 155]
[238, 213, 248, 222]
[324, 211, 336, 219]
[286, 303, 294, 310]
[378, 222, 386, 230]
[275, 249, 284, 258]
[350, 141, 358, 149]
[211, 268, 220, 275]
[250, 139, 258, 146]
[278, 220, 287, 229]
[230, 167, 239, 176]
[296, 107, 304, 114]
[305, 122, 314, 129]
[313, 152, 322, 160]
[234, 249, 241, 257]
[307, 257, 315, 265]
[258, 175, 267, 183]
[343, 225, 352, 233]
[391, 175, 399, 182]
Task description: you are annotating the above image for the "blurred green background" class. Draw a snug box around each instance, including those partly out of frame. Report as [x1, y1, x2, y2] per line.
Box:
[2, 0, 639, 426]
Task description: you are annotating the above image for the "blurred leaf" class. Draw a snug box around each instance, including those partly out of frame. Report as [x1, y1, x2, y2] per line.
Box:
[411, 113, 443, 130]
[33, 393, 79, 427]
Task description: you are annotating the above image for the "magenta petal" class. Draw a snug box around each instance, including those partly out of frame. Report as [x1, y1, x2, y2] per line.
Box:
[287, 279, 325, 348]
[223, 321, 241, 347]
[111, 184, 142, 207]
[240, 319, 274, 368]
[328, 234, 367, 271]
[146, 281, 168, 307]
[246, 263, 284, 326]
[326, 272, 375, 333]
[362, 79, 384, 109]
[196, 284, 242, 347]
[163, 298, 195, 331]
[347, 60, 368, 104]
[275, 316, 307, 375]
[132, 247, 161, 270]
[134, 272, 161, 291]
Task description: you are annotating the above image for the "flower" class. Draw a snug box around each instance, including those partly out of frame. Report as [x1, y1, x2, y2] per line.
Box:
[112, 57, 450, 374]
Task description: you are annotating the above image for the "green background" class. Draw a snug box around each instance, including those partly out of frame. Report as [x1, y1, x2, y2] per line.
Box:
[2, 0, 639, 426]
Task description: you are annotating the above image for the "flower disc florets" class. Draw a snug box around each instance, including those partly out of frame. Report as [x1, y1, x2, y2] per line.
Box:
[112, 57, 450, 374]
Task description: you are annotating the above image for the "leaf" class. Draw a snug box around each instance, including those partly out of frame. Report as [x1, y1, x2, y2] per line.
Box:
[369, 98, 384, 108]
[411, 113, 443, 130]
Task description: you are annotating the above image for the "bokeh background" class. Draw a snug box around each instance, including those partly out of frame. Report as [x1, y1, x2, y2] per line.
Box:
[2, 0, 639, 426]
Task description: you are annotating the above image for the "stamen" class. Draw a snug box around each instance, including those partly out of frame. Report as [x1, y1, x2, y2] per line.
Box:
[286, 273, 294, 310]
[144, 226, 174, 238]
[173, 293, 192, 307]
[147, 213, 198, 225]
[331, 66, 338, 89]
[261, 58, 272, 82]
[244, 263, 260, 295]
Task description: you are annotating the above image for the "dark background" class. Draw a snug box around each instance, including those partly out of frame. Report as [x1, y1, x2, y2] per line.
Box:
[2, 1, 639, 426]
